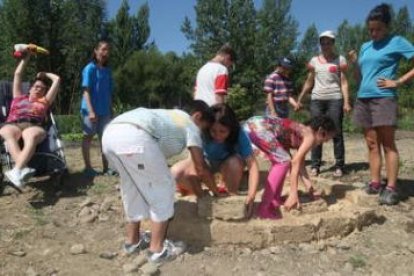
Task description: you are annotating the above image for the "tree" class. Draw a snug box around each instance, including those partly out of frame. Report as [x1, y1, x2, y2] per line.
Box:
[394, 6, 412, 37]
[108, 1, 150, 69]
[181, 0, 230, 61]
[0, 0, 107, 114]
[298, 24, 319, 60]
[255, 0, 298, 76]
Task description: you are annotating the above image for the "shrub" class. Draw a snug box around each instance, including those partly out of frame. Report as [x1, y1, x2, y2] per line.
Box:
[54, 115, 82, 135]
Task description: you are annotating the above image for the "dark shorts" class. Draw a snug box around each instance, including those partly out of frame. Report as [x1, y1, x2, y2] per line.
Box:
[353, 97, 398, 129]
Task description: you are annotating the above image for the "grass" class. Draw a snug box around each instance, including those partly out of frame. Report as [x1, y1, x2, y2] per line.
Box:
[13, 228, 33, 240]
[89, 181, 112, 195]
[27, 207, 49, 226]
[348, 254, 367, 269]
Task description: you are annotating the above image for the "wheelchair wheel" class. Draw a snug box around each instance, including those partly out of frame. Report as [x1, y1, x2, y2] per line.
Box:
[27, 153, 67, 178]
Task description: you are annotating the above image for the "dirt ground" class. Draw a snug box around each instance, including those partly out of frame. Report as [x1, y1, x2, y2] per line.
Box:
[1, 132, 414, 276]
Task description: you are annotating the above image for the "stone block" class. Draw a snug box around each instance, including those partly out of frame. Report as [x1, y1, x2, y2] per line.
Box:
[197, 196, 246, 221]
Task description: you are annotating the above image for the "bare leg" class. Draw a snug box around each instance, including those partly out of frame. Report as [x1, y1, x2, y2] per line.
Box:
[99, 133, 109, 172]
[364, 128, 382, 183]
[82, 135, 94, 169]
[171, 156, 204, 197]
[16, 127, 46, 169]
[221, 155, 244, 194]
[125, 221, 140, 245]
[377, 126, 398, 188]
[0, 125, 22, 162]
[149, 220, 169, 253]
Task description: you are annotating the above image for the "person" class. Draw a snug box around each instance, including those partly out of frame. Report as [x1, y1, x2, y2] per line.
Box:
[264, 57, 300, 118]
[297, 30, 351, 177]
[0, 52, 60, 188]
[348, 3, 414, 205]
[194, 44, 235, 106]
[102, 100, 217, 263]
[243, 115, 336, 219]
[171, 103, 259, 218]
[80, 40, 115, 177]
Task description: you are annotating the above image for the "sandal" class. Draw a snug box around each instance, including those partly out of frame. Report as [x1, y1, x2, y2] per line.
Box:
[310, 168, 319, 177]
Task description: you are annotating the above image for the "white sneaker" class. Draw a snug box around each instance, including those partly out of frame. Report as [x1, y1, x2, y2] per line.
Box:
[20, 167, 36, 182]
[147, 239, 186, 264]
[5, 169, 25, 189]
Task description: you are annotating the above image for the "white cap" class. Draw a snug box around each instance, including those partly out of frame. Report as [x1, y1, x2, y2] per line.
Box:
[319, 30, 335, 39]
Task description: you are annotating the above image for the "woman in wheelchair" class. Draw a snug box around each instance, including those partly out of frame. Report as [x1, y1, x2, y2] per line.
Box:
[0, 52, 60, 188]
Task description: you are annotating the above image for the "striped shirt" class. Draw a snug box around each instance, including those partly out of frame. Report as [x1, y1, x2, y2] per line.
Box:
[264, 71, 293, 102]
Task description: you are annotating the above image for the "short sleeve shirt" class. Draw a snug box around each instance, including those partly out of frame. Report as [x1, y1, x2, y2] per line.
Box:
[263, 71, 293, 102]
[80, 62, 113, 116]
[308, 55, 347, 100]
[203, 129, 253, 161]
[110, 108, 202, 158]
[194, 62, 229, 106]
[357, 35, 414, 98]
[6, 95, 49, 123]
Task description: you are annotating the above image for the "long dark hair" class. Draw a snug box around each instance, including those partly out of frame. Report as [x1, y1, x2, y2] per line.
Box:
[305, 115, 336, 134]
[366, 3, 391, 26]
[92, 40, 110, 66]
[207, 103, 240, 146]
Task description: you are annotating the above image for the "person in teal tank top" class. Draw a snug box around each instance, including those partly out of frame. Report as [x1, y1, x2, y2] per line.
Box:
[349, 4, 414, 205]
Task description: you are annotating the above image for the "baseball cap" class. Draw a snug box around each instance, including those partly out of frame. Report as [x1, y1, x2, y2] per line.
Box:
[278, 57, 294, 69]
[319, 30, 335, 39]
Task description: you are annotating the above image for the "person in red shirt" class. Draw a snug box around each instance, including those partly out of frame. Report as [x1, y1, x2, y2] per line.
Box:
[194, 44, 235, 106]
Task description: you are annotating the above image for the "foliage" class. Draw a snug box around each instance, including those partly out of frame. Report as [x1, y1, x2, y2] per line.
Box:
[227, 84, 255, 120]
[114, 48, 193, 109]
[107, 0, 150, 69]
[54, 114, 82, 134]
[298, 24, 319, 60]
[0, 0, 414, 134]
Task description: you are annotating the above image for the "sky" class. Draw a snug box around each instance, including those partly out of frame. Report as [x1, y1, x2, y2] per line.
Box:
[105, 0, 414, 54]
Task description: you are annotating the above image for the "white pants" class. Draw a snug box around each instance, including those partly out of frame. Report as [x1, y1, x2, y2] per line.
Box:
[102, 123, 175, 222]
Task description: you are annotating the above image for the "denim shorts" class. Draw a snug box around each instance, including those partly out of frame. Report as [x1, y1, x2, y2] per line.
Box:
[81, 114, 111, 137]
[352, 97, 398, 128]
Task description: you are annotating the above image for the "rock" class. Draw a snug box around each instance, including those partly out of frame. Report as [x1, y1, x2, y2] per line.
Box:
[70, 244, 86, 255]
[100, 197, 113, 211]
[78, 207, 98, 224]
[123, 262, 139, 274]
[79, 197, 93, 208]
[269, 246, 282, 254]
[336, 241, 351, 250]
[282, 199, 328, 217]
[98, 214, 109, 221]
[99, 251, 117, 260]
[139, 262, 159, 275]
[8, 250, 26, 257]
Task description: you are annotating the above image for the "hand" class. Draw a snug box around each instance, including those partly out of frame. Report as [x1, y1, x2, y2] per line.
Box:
[348, 50, 358, 64]
[283, 193, 300, 211]
[244, 201, 254, 219]
[377, 77, 399, 89]
[295, 102, 303, 111]
[88, 111, 97, 122]
[343, 102, 352, 113]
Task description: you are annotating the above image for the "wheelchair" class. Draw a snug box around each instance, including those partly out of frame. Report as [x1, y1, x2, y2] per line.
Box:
[0, 80, 67, 192]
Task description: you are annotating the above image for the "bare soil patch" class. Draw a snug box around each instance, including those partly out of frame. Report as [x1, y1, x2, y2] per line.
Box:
[1, 132, 414, 275]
